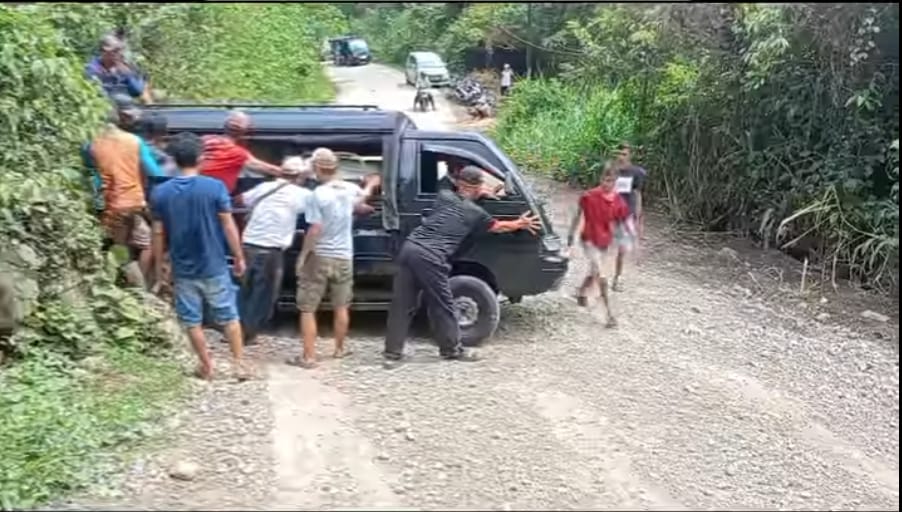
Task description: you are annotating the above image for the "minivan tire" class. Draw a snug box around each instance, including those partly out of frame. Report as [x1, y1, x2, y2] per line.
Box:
[428, 274, 500, 347]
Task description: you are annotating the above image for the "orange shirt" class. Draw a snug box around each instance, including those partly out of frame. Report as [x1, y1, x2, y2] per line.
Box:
[91, 125, 146, 220]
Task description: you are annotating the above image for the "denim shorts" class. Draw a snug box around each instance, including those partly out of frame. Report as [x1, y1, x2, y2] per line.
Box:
[173, 272, 239, 328]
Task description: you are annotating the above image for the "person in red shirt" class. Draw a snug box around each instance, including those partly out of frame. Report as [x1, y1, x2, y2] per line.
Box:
[200, 111, 285, 193]
[566, 162, 634, 326]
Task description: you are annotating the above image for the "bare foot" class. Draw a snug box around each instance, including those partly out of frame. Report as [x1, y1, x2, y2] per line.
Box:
[233, 361, 257, 382]
[332, 347, 353, 359]
[193, 365, 213, 381]
[605, 316, 618, 329]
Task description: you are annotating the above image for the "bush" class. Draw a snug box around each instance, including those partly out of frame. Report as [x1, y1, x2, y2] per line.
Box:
[1, 3, 349, 507]
[492, 79, 637, 186]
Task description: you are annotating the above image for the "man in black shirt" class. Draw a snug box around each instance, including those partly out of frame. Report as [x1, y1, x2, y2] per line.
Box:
[383, 166, 540, 365]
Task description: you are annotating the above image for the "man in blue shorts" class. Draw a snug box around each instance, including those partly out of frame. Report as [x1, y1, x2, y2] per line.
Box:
[150, 132, 250, 381]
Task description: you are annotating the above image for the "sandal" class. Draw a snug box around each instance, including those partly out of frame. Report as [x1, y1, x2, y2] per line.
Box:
[575, 295, 589, 307]
[285, 355, 318, 370]
[612, 279, 624, 292]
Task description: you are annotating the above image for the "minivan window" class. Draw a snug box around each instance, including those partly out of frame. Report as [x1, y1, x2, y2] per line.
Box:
[348, 39, 368, 52]
[417, 54, 444, 67]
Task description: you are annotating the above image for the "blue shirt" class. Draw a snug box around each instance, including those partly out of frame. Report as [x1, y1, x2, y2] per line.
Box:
[150, 176, 232, 280]
[85, 57, 145, 98]
[82, 136, 164, 211]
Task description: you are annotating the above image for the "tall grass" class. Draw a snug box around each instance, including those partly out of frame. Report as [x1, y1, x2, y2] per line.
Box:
[492, 80, 637, 187]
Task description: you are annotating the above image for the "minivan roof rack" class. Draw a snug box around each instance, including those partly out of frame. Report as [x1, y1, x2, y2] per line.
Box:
[146, 103, 380, 111]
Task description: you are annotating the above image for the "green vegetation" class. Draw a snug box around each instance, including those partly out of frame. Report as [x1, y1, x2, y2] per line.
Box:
[351, 3, 900, 290]
[0, 3, 346, 508]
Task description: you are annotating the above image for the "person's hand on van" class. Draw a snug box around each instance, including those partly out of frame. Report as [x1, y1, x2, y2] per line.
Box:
[516, 211, 541, 235]
[361, 173, 382, 192]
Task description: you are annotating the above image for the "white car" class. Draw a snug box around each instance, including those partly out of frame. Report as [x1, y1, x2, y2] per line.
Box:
[405, 51, 451, 88]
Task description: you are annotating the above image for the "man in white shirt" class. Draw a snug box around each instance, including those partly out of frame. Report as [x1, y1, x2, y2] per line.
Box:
[237, 156, 312, 345]
[291, 148, 378, 368]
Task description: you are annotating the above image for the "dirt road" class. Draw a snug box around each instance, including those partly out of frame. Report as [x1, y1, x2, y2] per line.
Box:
[56, 63, 899, 511]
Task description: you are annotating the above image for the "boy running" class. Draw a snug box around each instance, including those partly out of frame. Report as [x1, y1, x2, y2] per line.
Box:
[150, 132, 250, 381]
[566, 162, 633, 327]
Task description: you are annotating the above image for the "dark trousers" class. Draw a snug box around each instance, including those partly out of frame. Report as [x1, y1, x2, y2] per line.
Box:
[384, 241, 461, 359]
[238, 244, 284, 339]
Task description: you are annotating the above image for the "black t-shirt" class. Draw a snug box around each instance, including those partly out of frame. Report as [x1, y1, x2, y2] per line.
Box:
[407, 189, 494, 261]
[437, 174, 456, 192]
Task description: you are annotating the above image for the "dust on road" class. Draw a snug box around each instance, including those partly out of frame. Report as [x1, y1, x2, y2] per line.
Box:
[53, 63, 899, 511]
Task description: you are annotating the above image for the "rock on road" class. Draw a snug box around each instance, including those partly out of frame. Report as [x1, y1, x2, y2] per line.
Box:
[55, 63, 899, 511]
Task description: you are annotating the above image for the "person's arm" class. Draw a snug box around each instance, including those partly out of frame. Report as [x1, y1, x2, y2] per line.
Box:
[566, 204, 584, 248]
[239, 182, 266, 210]
[245, 155, 284, 178]
[149, 190, 166, 288]
[151, 220, 166, 287]
[114, 62, 146, 99]
[298, 193, 322, 265]
[487, 211, 541, 235]
[213, 183, 245, 276]
[633, 169, 646, 237]
[137, 138, 164, 178]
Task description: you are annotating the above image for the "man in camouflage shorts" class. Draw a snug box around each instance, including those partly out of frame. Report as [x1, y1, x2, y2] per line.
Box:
[292, 148, 378, 369]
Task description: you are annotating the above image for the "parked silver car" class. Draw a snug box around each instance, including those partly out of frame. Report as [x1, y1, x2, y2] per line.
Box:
[405, 51, 451, 87]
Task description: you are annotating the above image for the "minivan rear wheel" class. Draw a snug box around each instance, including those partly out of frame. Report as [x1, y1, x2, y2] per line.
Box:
[428, 275, 500, 347]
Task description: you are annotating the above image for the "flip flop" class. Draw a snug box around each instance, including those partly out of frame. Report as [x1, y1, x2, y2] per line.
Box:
[285, 355, 318, 370]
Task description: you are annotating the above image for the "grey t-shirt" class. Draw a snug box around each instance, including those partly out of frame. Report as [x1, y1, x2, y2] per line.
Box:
[306, 180, 365, 260]
[614, 164, 646, 216]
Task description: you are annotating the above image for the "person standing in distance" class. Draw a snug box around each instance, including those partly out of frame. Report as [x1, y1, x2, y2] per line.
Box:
[612, 143, 647, 291]
[150, 132, 250, 381]
[500, 63, 515, 96]
[291, 148, 379, 369]
[383, 166, 540, 367]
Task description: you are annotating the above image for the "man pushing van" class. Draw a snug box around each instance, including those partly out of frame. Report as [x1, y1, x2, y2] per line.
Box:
[383, 166, 540, 367]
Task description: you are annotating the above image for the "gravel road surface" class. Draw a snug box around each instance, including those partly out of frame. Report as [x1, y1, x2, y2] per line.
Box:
[53, 63, 899, 511]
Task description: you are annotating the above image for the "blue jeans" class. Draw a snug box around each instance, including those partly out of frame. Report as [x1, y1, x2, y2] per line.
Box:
[173, 272, 239, 328]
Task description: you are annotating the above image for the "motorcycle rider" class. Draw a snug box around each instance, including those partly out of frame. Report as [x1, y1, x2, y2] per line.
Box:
[414, 71, 435, 111]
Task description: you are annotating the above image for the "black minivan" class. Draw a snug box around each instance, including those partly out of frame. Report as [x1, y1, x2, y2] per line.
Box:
[148, 104, 568, 346]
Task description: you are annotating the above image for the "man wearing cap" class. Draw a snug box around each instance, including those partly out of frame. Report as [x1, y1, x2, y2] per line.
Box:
[85, 34, 151, 104]
[236, 156, 314, 345]
[200, 111, 286, 195]
[82, 97, 165, 285]
[383, 166, 540, 366]
[291, 148, 379, 369]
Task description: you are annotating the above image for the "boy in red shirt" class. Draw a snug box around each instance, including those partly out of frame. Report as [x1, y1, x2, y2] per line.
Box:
[566, 162, 634, 326]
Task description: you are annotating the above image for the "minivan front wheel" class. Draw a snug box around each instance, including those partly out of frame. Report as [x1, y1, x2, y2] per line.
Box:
[428, 275, 500, 347]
